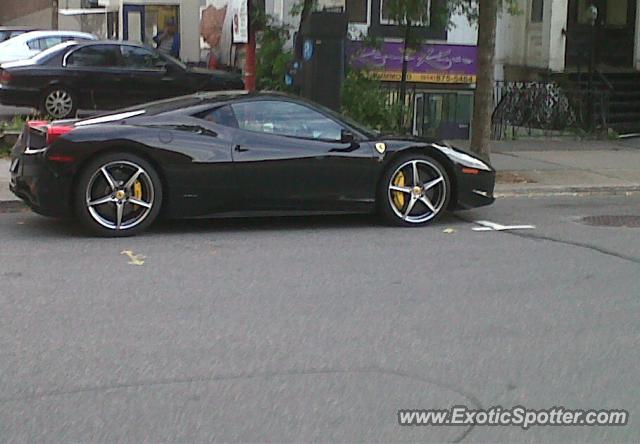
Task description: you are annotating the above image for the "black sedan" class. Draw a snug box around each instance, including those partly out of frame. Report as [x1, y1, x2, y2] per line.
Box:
[0, 40, 243, 119]
[9, 92, 495, 236]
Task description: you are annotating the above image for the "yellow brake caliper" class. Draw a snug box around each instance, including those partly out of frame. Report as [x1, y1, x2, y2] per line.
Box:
[392, 171, 406, 210]
[133, 180, 143, 209]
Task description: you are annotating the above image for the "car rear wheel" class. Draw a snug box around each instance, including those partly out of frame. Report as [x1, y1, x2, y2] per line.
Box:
[41, 87, 77, 119]
[75, 153, 162, 237]
[378, 153, 451, 226]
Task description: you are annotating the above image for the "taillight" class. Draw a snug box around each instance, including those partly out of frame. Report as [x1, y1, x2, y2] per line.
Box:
[0, 70, 11, 84]
[46, 125, 74, 145]
[27, 120, 49, 129]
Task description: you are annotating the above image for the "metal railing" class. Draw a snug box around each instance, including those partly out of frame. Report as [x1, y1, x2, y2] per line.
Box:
[491, 81, 610, 140]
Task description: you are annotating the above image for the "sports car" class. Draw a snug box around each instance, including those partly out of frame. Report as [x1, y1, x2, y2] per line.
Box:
[9, 91, 495, 236]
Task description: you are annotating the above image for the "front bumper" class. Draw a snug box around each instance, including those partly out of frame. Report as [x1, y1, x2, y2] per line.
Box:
[9, 151, 73, 217]
[452, 167, 496, 210]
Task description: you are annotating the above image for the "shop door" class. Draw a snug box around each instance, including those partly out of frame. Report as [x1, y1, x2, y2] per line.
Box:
[566, 0, 636, 67]
[123, 5, 145, 43]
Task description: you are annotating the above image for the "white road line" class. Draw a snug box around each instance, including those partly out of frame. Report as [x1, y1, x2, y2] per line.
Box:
[472, 220, 536, 232]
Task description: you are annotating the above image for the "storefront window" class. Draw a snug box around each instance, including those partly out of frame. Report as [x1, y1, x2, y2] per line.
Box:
[607, 0, 628, 26]
[346, 0, 368, 24]
[531, 0, 544, 23]
[380, 0, 429, 25]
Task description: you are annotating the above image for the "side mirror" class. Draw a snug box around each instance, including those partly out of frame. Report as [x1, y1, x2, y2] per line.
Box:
[341, 129, 355, 143]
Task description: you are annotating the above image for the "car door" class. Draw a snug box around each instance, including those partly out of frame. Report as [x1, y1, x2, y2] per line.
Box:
[64, 44, 128, 109]
[226, 99, 374, 212]
[119, 45, 187, 105]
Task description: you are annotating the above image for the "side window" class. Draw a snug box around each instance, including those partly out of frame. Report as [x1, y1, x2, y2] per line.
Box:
[231, 100, 344, 141]
[200, 105, 239, 128]
[67, 45, 120, 68]
[39, 37, 63, 50]
[26, 38, 41, 50]
[121, 45, 163, 69]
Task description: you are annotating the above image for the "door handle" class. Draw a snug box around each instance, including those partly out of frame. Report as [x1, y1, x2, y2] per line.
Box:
[234, 144, 249, 152]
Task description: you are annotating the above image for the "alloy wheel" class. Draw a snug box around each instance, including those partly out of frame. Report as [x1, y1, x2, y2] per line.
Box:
[387, 159, 447, 223]
[45, 89, 73, 118]
[85, 160, 155, 231]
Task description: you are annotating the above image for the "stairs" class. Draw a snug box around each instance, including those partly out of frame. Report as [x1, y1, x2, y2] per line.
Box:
[563, 72, 640, 135]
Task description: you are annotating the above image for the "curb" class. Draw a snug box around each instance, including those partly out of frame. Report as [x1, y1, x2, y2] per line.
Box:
[1, 186, 640, 212]
[0, 200, 27, 212]
[495, 185, 640, 198]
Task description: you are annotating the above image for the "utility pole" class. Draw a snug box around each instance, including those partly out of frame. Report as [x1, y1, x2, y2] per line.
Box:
[244, 0, 257, 91]
[52, 0, 59, 30]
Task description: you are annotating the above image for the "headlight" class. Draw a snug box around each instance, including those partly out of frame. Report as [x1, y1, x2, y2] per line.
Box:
[432, 143, 492, 172]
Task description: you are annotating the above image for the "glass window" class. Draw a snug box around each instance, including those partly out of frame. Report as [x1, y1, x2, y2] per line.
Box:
[531, 0, 544, 23]
[347, 0, 368, 24]
[120, 45, 163, 69]
[380, 0, 429, 24]
[607, 0, 628, 26]
[201, 105, 239, 128]
[26, 39, 41, 50]
[67, 45, 120, 67]
[231, 101, 344, 141]
[39, 37, 63, 50]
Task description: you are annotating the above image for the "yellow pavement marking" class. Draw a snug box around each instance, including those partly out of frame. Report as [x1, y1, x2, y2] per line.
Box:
[120, 250, 145, 266]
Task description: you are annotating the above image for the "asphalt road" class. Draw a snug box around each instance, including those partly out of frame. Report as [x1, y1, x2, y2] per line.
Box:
[0, 195, 639, 443]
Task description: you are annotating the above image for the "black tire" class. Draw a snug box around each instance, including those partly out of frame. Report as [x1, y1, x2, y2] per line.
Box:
[40, 86, 77, 119]
[378, 153, 451, 227]
[74, 152, 163, 237]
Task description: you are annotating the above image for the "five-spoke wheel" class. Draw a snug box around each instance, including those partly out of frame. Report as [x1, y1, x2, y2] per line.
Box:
[379, 154, 450, 226]
[75, 153, 162, 236]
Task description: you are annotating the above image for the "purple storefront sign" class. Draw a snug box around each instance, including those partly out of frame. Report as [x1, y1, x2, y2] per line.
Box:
[347, 41, 477, 84]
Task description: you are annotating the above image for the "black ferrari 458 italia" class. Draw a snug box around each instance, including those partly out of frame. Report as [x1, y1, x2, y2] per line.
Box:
[9, 91, 495, 236]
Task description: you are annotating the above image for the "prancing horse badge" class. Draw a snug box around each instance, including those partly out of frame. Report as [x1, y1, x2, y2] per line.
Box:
[375, 143, 386, 154]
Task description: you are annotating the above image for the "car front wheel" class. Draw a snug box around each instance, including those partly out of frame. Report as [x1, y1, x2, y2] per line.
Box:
[379, 153, 451, 226]
[74, 153, 163, 237]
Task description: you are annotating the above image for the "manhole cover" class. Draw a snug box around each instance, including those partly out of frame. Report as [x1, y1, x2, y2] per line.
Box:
[580, 215, 640, 228]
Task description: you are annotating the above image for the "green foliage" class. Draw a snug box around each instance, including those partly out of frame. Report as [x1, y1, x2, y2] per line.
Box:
[0, 116, 26, 157]
[0, 115, 26, 132]
[341, 70, 401, 133]
[256, 18, 294, 91]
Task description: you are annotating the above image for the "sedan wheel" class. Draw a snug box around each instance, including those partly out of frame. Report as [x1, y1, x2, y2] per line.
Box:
[76, 154, 162, 236]
[380, 155, 450, 226]
[43, 88, 75, 119]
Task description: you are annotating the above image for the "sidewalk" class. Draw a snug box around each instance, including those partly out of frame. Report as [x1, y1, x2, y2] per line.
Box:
[476, 139, 640, 197]
[2, 139, 640, 205]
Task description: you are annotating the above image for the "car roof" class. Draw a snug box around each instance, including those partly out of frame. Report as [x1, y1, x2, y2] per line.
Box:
[74, 40, 152, 48]
[0, 26, 38, 31]
[1, 30, 97, 44]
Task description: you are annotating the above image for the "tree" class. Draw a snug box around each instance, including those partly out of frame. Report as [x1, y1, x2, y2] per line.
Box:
[470, 0, 498, 160]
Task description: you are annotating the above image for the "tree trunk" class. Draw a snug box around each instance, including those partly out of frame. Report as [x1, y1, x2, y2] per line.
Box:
[52, 0, 59, 30]
[470, 0, 498, 161]
[297, 0, 314, 33]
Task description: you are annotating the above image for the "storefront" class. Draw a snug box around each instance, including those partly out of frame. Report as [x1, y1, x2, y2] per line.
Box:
[347, 41, 477, 140]
[122, 4, 180, 48]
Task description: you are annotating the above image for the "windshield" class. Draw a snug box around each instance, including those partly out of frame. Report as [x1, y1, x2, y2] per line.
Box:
[159, 51, 187, 70]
